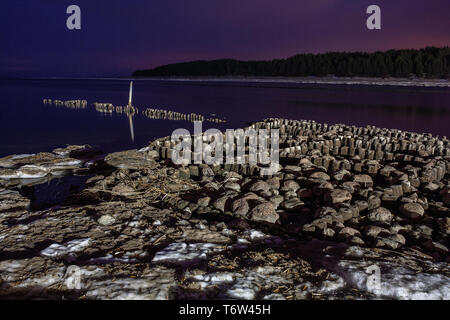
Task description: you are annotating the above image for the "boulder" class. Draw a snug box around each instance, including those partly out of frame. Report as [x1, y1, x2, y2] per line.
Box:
[249, 202, 279, 224]
[248, 180, 271, 193]
[437, 217, 450, 234]
[231, 198, 250, 217]
[280, 198, 304, 212]
[324, 189, 352, 204]
[365, 225, 390, 238]
[224, 182, 241, 192]
[353, 174, 374, 188]
[399, 203, 425, 220]
[367, 207, 393, 224]
[280, 180, 300, 192]
[338, 227, 361, 240]
[309, 171, 330, 181]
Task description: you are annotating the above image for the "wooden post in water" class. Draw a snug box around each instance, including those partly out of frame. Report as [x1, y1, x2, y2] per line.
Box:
[128, 81, 133, 107]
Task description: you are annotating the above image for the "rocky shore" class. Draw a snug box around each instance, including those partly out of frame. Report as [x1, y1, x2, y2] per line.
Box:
[0, 119, 449, 300]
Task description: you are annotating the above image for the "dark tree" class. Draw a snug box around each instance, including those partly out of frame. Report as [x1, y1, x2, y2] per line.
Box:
[133, 47, 450, 79]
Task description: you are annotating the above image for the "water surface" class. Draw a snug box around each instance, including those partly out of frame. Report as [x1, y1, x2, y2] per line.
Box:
[0, 79, 449, 157]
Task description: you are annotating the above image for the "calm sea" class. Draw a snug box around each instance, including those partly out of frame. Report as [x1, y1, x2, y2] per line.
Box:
[0, 78, 449, 157]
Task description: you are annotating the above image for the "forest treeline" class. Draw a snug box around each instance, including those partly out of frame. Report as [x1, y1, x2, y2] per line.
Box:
[133, 47, 450, 78]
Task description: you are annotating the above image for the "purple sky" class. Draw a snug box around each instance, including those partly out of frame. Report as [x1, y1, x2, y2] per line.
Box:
[1, 0, 449, 77]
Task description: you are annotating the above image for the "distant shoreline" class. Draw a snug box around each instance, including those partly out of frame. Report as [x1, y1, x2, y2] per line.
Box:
[132, 76, 450, 88]
[2, 76, 450, 88]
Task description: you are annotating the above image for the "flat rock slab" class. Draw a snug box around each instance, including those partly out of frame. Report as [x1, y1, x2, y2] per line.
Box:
[104, 150, 157, 170]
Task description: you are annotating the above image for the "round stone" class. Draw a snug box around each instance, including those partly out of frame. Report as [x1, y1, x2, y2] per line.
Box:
[98, 215, 115, 226]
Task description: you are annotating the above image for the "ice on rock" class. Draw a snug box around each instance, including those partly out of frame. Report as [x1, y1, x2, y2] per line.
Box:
[227, 267, 291, 300]
[11, 154, 36, 159]
[63, 266, 105, 290]
[242, 229, 269, 241]
[262, 293, 286, 300]
[152, 242, 224, 264]
[87, 252, 143, 264]
[0, 154, 35, 168]
[84, 266, 176, 300]
[41, 238, 91, 259]
[191, 273, 235, 289]
[183, 265, 294, 300]
[319, 274, 346, 293]
[332, 260, 450, 300]
[0, 259, 66, 290]
[85, 278, 170, 300]
[19, 269, 66, 288]
[17, 165, 49, 178]
[226, 284, 257, 300]
[137, 146, 149, 153]
[50, 159, 83, 167]
[236, 238, 251, 245]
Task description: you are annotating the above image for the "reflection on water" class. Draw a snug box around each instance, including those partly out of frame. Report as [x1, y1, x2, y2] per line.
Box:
[127, 81, 134, 143]
[128, 113, 135, 142]
[43, 81, 226, 144]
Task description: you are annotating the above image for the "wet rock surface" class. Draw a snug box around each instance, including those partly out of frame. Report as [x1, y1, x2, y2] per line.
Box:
[0, 118, 449, 300]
